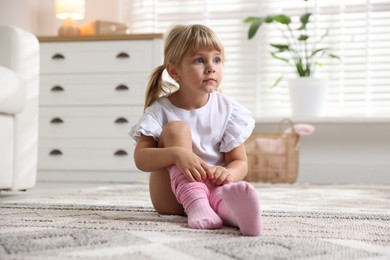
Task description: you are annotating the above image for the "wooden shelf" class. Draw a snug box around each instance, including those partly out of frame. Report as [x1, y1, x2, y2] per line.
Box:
[38, 33, 164, 42]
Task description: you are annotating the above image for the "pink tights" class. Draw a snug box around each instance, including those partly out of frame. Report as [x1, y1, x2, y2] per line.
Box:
[170, 165, 262, 236]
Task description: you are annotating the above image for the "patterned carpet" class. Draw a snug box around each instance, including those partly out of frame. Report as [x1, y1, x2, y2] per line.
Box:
[1, 182, 390, 259]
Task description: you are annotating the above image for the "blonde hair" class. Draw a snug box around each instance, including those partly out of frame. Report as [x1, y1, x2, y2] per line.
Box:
[144, 24, 225, 110]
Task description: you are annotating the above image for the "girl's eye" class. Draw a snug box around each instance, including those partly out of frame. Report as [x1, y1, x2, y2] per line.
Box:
[194, 58, 204, 64]
[213, 57, 222, 64]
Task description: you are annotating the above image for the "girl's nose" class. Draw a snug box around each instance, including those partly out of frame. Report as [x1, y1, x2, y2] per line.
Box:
[206, 63, 215, 73]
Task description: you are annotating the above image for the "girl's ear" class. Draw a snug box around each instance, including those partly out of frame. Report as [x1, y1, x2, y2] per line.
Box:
[166, 63, 180, 82]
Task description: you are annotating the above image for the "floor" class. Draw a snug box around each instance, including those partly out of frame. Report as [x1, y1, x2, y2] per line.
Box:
[0, 181, 113, 202]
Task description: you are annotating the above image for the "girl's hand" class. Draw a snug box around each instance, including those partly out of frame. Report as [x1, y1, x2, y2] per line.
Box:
[174, 148, 212, 182]
[210, 166, 233, 186]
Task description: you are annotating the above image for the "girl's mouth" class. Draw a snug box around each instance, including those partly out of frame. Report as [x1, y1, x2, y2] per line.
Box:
[203, 78, 217, 83]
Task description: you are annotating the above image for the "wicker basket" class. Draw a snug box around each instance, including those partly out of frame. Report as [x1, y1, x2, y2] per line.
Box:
[244, 119, 300, 183]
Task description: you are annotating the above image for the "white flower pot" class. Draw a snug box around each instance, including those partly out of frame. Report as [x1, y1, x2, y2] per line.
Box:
[288, 77, 328, 117]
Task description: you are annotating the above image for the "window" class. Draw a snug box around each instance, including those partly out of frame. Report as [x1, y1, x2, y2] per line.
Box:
[123, 0, 390, 118]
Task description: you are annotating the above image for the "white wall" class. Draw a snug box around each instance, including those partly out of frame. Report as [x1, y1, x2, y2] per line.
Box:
[0, 0, 37, 32]
[0, 0, 120, 36]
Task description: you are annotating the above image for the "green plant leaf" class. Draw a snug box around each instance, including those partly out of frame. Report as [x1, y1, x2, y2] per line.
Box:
[298, 13, 311, 30]
[244, 17, 264, 39]
[270, 44, 289, 51]
[265, 15, 275, 23]
[273, 15, 291, 25]
[243, 17, 260, 23]
[270, 75, 284, 88]
[271, 52, 290, 63]
[328, 53, 341, 60]
[309, 47, 330, 58]
[298, 34, 309, 41]
[296, 60, 308, 76]
[319, 29, 329, 42]
[310, 48, 341, 61]
[311, 49, 341, 61]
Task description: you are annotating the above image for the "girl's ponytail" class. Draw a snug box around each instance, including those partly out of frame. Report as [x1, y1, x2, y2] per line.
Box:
[144, 65, 178, 110]
[144, 65, 165, 110]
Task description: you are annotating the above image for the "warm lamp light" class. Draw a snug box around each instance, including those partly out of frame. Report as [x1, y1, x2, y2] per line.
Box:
[55, 0, 85, 36]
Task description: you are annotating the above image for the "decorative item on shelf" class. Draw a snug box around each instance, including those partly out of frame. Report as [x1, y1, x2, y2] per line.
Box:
[288, 77, 328, 117]
[55, 0, 85, 36]
[244, 118, 315, 184]
[243, 0, 341, 117]
[79, 20, 129, 35]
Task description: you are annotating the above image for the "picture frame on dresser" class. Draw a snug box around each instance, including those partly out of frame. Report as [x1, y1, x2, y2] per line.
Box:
[37, 34, 163, 182]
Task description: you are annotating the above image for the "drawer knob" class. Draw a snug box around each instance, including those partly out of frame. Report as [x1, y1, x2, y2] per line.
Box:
[115, 84, 129, 91]
[51, 85, 64, 92]
[50, 117, 64, 124]
[116, 52, 130, 59]
[49, 149, 63, 156]
[51, 53, 65, 60]
[114, 150, 128, 156]
[115, 117, 128, 124]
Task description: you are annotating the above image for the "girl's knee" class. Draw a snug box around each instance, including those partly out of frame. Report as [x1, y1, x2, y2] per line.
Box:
[162, 121, 191, 136]
[159, 121, 192, 147]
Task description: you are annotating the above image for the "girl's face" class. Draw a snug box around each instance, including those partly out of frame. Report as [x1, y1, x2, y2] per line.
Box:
[173, 47, 223, 95]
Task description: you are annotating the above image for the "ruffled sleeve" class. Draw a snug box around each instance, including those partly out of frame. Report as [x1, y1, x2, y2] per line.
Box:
[129, 111, 162, 142]
[220, 100, 255, 153]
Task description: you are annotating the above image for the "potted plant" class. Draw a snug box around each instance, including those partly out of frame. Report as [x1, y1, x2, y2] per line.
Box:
[244, 0, 340, 117]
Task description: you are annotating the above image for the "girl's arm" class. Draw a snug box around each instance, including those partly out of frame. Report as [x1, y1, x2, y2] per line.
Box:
[134, 134, 177, 172]
[134, 134, 211, 182]
[210, 144, 248, 185]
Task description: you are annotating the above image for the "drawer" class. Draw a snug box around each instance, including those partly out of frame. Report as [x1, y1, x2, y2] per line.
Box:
[40, 73, 148, 106]
[40, 41, 153, 74]
[38, 139, 137, 171]
[39, 106, 143, 138]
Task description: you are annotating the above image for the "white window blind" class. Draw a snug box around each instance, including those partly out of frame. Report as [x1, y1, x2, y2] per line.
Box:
[123, 0, 390, 118]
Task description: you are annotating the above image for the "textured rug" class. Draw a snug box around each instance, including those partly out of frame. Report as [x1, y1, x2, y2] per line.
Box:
[1, 182, 390, 260]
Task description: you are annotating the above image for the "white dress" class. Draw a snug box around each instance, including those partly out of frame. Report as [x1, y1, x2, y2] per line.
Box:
[129, 91, 255, 167]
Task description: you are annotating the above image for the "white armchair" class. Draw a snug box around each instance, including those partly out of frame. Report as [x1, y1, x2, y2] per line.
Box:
[0, 25, 39, 191]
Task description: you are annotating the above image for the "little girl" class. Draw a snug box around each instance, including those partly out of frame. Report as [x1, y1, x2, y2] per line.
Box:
[130, 24, 262, 236]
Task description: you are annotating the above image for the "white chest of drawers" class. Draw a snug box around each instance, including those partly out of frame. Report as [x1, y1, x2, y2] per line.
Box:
[38, 34, 163, 182]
